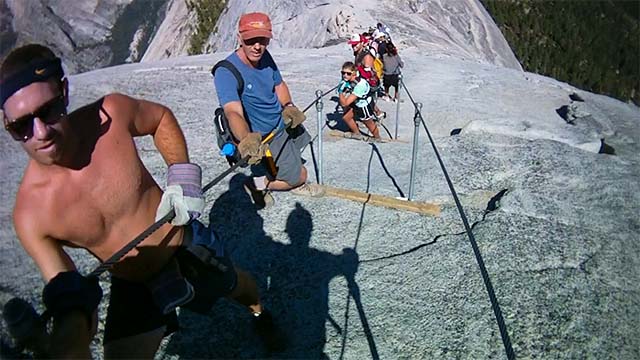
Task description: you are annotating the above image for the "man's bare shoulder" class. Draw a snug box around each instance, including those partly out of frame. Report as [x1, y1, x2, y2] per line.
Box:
[13, 173, 49, 237]
[87, 93, 142, 131]
[103, 92, 135, 104]
[101, 93, 137, 116]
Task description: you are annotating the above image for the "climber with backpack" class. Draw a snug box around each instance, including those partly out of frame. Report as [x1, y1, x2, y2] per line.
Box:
[212, 12, 325, 209]
[337, 61, 381, 140]
[348, 33, 386, 121]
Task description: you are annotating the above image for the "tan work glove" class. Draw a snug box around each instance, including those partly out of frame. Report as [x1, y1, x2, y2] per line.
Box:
[282, 105, 306, 129]
[238, 132, 265, 165]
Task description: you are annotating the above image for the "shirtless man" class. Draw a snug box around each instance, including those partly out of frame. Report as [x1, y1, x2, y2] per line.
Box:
[1, 44, 278, 358]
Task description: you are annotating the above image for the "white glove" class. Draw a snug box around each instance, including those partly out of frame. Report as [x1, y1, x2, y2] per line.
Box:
[155, 163, 205, 225]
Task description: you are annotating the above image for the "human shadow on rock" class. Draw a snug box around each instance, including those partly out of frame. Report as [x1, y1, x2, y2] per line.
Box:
[162, 174, 268, 359]
[165, 174, 359, 358]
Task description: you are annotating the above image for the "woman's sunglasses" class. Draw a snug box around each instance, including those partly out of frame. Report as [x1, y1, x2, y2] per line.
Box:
[341, 71, 353, 76]
[4, 95, 66, 142]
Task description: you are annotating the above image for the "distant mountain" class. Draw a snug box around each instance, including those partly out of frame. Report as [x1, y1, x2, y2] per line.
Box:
[0, 0, 521, 73]
[0, 0, 169, 73]
[203, 0, 522, 70]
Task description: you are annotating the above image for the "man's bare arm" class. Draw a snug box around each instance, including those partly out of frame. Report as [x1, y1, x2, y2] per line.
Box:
[109, 93, 189, 165]
[112, 93, 205, 225]
[14, 206, 95, 357]
[340, 93, 357, 107]
[223, 100, 251, 141]
[14, 205, 76, 282]
[275, 80, 293, 106]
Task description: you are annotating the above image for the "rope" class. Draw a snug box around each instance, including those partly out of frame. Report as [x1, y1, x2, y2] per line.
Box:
[369, 144, 406, 198]
[401, 78, 516, 360]
[89, 211, 175, 277]
[302, 85, 339, 113]
[301, 85, 338, 154]
[339, 146, 380, 360]
[378, 121, 393, 139]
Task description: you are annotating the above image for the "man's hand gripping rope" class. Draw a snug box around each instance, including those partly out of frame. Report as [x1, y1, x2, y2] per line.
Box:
[91, 128, 281, 277]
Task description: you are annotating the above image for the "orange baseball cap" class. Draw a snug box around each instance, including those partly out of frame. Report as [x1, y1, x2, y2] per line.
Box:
[238, 12, 273, 40]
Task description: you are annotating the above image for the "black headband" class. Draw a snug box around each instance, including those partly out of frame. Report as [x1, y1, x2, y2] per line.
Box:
[0, 58, 64, 108]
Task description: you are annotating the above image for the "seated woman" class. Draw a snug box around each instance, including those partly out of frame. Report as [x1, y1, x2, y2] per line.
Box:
[337, 61, 380, 140]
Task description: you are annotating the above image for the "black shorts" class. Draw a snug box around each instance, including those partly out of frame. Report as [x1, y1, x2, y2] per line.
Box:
[103, 276, 179, 344]
[103, 221, 237, 344]
[351, 102, 375, 122]
[384, 74, 399, 88]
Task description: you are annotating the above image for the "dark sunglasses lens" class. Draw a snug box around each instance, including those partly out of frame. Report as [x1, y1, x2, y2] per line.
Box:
[244, 37, 268, 46]
[36, 97, 65, 125]
[4, 97, 64, 141]
[6, 117, 33, 141]
[341, 71, 352, 75]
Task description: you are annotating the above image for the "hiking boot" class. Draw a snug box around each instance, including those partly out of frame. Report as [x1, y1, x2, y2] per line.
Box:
[253, 310, 286, 353]
[291, 183, 325, 197]
[243, 179, 274, 210]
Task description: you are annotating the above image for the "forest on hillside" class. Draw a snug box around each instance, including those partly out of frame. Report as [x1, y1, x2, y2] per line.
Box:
[481, 0, 639, 105]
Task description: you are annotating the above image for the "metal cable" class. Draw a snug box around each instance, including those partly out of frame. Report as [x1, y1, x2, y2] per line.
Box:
[91, 85, 345, 277]
[401, 78, 516, 360]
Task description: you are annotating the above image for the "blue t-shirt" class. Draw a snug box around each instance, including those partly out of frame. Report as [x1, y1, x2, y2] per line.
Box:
[214, 51, 284, 135]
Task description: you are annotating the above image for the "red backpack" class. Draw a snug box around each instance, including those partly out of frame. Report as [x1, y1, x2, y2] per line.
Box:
[357, 64, 379, 88]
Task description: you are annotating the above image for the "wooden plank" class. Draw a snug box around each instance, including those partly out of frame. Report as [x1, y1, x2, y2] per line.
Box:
[326, 129, 409, 143]
[321, 185, 440, 216]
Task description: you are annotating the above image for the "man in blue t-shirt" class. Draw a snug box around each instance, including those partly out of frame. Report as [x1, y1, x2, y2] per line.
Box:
[214, 12, 324, 208]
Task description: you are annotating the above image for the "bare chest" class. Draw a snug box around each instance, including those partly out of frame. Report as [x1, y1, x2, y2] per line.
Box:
[38, 134, 155, 249]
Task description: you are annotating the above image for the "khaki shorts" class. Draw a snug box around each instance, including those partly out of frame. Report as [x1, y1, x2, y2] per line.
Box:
[252, 125, 310, 186]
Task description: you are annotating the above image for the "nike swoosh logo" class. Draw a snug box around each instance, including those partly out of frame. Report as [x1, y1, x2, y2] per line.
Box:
[35, 68, 45, 75]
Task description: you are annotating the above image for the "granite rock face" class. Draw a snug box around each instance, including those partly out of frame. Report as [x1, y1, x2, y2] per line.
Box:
[141, 0, 196, 61]
[206, 0, 522, 70]
[1, 0, 520, 73]
[0, 45, 638, 358]
[0, 0, 166, 73]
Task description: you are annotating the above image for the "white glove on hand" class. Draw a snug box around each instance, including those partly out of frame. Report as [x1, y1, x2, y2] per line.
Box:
[155, 163, 205, 225]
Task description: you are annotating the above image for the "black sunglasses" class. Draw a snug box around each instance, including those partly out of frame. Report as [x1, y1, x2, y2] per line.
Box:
[341, 71, 353, 76]
[4, 95, 66, 142]
[243, 37, 270, 46]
